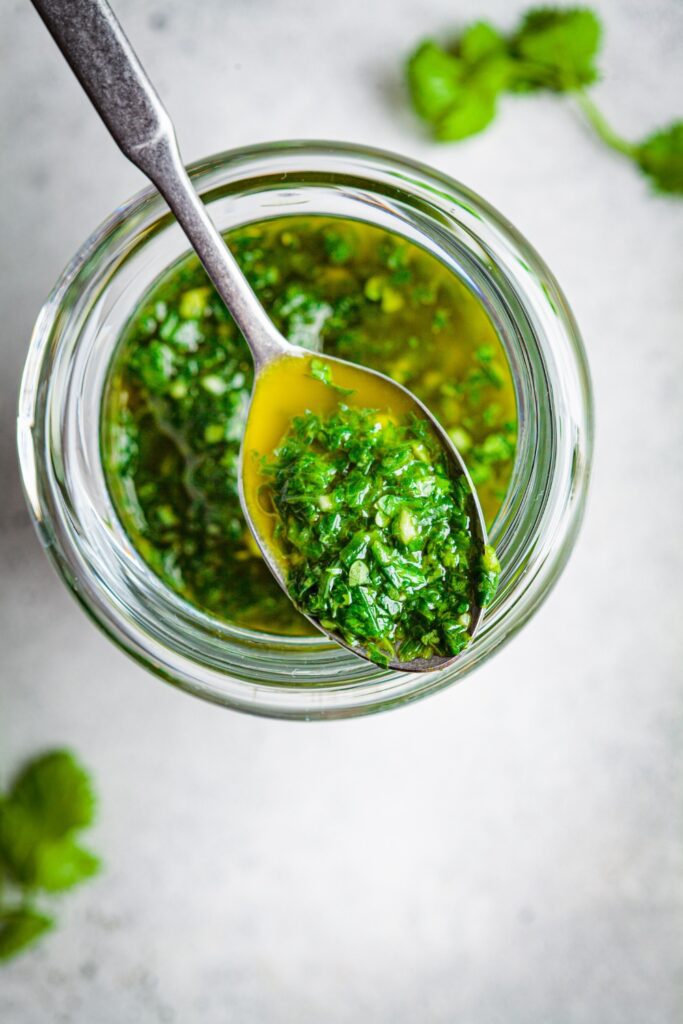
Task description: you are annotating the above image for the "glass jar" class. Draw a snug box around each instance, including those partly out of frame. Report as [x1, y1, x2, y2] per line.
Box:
[17, 141, 593, 720]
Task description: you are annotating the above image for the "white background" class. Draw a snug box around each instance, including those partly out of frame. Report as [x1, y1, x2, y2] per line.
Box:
[1, 1, 682, 1020]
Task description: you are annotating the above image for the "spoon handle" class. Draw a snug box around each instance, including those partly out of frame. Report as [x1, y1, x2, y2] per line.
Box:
[30, 0, 288, 368]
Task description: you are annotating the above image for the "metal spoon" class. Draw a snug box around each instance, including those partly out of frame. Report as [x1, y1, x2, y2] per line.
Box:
[31, 0, 489, 672]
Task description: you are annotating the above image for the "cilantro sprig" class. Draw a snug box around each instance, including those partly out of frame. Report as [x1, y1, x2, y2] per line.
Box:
[406, 6, 683, 195]
[0, 750, 100, 962]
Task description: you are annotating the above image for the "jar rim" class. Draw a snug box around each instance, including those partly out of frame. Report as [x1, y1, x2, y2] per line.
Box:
[17, 140, 593, 719]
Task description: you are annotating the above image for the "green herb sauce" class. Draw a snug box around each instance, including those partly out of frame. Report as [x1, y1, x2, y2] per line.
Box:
[102, 216, 516, 636]
[263, 400, 500, 666]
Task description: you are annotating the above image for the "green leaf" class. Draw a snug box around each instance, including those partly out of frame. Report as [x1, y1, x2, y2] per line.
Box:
[459, 21, 507, 63]
[31, 840, 100, 893]
[407, 30, 511, 142]
[511, 7, 602, 91]
[0, 801, 100, 892]
[9, 750, 96, 840]
[465, 50, 515, 102]
[0, 908, 53, 962]
[636, 121, 683, 195]
[407, 41, 464, 122]
[0, 751, 99, 894]
[0, 800, 51, 887]
[435, 89, 498, 141]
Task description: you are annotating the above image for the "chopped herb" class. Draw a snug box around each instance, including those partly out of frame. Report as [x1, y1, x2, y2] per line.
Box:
[179, 286, 211, 319]
[308, 358, 355, 396]
[323, 229, 355, 265]
[262, 405, 499, 666]
[405, 6, 683, 195]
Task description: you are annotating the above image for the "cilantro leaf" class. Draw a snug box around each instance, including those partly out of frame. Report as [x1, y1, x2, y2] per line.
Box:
[0, 748, 100, 963]
[435, 89, 498, 142]
[407, 37, 510, 142]
[9, 750, 96, 839]
[0, 803, 100, 892]
[407, 42, 464, 122]
[0, 909, 53, 962]
[0, 800, 43, 886]
[459, 22, 507, 63]
[636, 121, 683, 195]
[511, 7, 602, 91]
[31, 840, 100, 893]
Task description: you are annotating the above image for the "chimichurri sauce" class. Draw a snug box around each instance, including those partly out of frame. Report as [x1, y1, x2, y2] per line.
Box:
[260, 395, 499, 666]
[102, 216, 516, 637]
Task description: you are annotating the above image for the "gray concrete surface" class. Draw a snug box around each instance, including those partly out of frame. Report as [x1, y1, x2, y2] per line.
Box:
[1, 0, 682, 1020]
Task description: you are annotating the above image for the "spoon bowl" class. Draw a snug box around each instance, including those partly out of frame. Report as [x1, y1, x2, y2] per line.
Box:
[239, 346, 488, 673]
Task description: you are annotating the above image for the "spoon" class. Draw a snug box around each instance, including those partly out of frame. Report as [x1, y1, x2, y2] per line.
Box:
[31, 0, 489, 672]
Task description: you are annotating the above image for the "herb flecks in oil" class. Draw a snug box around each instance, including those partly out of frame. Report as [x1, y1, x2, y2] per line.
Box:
[263, 403, 498, 666]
